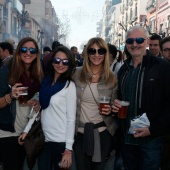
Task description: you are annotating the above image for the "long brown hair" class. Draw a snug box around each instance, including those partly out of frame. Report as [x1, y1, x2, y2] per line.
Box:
[8, 37, 43, 85]
[80, 37, 116, 84]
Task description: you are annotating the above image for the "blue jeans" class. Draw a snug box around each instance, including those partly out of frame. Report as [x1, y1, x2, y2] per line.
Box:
[38, 142, 65, 170]
[121, 137, 163, 170]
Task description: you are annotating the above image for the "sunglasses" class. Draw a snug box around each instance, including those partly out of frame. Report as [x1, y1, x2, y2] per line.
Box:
[126, 38, 146, 45]
[20, 47, 37, 54]
[88, 48, 106, 55]
[53, 58, 69, 66]
[163, 48, 170, 52]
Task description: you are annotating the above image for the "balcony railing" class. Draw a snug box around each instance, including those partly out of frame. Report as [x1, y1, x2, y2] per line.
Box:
[146, 0, 156, 13]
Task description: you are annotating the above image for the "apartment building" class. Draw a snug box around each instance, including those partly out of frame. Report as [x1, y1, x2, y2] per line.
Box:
[146, 0, 170, 37]
[0, 0, 58, 48]
[99, 0, 170, 49]
[25, 0, 58, 50]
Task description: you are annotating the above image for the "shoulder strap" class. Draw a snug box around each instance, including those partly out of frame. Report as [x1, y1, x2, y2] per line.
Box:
[88, 83, 99, 106]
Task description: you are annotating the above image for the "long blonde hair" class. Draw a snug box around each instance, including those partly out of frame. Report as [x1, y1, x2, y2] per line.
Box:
[9, 37, 43, 85]
[80, 37, 116, 84]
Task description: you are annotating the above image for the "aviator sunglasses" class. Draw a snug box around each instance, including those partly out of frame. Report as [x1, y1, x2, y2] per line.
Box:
[126, 38, 146, 45]
[88, 48, 106, 55]
[53, 57, 69, 66]
[20, 47, 37, 54]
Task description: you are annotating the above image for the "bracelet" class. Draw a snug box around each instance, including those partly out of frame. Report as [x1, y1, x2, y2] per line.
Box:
[4, 94, 11, 105]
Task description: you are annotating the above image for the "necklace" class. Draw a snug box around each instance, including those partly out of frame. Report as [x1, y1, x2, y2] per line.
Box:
[92, 70, 100, 77]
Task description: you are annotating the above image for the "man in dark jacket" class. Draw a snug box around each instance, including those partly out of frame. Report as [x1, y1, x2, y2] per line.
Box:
[112, 25, 170, 170]
[159, 36, 170, 170]
[160, 36, 170, 62]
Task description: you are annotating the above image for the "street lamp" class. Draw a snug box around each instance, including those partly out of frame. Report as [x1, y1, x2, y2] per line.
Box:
[118, 33, 122, 50]
[17, 10, 29, 41]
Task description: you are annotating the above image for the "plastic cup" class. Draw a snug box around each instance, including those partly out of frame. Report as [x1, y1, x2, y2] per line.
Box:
[18, 87, 28, 106]
[99, 96, 111, 112]
[118, 101, 130, 119]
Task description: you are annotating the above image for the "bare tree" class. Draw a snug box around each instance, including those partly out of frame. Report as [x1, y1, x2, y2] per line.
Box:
[57, 19, 70, 42]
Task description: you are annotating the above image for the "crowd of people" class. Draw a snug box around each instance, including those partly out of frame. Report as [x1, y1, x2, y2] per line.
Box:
[0, 25, 170, 170]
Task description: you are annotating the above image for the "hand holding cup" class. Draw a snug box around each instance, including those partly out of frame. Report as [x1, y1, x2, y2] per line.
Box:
[18, 86, 28, 106]
[111, 99, 130, 119]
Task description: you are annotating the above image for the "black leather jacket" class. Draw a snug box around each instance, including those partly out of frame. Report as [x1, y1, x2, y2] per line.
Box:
[118, 53, 170, 137]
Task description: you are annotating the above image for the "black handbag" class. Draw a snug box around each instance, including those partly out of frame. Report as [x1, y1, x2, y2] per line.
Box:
[23, 118, 45, 169]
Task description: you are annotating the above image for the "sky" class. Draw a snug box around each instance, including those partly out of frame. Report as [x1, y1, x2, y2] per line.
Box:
[50, 0, 105, 51]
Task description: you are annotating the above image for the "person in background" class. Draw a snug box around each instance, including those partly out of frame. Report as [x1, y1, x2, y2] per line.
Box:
[37, 46, 76, 170]
[73, 37, 118, 170]
[107, 43, 123, 74]
[43, 46, 51, 57]
[5, 39, 15, 49]
[149, 33, 162, 57]
[112, 25, 170, 170]
[40, 46, 51, 71]
[160, 36, 170, 62]
[70, 46, 82, 66]
[0, 42, 13, 67]
[0, 37, 43, 170]
[70, 46, 78, 58]
[159, 36, 170, 170]
[5, 39, 16, 56]
[43, 41, 61, 73]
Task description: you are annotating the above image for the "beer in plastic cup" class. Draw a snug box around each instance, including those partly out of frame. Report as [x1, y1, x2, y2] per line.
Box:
[118, 101, 130, 119]
[18, 87, 28, 106]
[99, 96, 111, 112]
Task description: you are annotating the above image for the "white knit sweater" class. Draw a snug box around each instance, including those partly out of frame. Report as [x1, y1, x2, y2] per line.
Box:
[24, 81, 77, 150]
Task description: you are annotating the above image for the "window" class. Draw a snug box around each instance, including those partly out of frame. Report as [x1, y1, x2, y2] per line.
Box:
[130, 8, 132, 19]
[135, 3, 137, 16]
[126, 12, 128, 22]
[11, 16, 17, 36]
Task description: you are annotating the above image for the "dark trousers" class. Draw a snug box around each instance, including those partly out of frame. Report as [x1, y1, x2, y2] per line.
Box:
[38, 142, 65, 170]
[74, 130, 113, 170]
[121, 137, 163, 170]
[161, 135, 170, 170]
[0, 136, 25, 170]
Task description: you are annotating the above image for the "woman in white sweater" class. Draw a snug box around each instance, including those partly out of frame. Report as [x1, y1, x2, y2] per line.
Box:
[23, 46, 77, 170]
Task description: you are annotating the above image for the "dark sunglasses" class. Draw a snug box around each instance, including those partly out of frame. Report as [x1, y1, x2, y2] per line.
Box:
[126, 38, 146, 45]
[20, 47, 37, 54]
[88, 48, 106, 55]
[53, 58, 69, 66]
